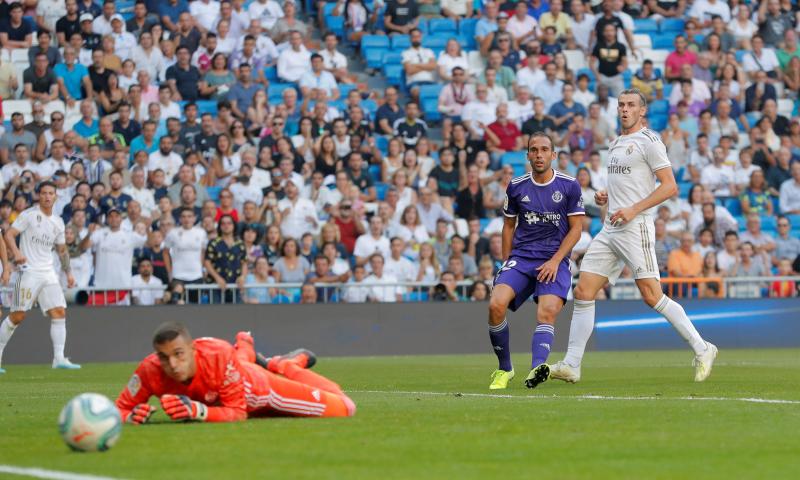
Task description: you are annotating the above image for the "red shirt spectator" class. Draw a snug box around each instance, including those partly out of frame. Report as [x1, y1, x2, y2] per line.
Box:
[486, 104, 522, 153]
[665, 35, 697, 81]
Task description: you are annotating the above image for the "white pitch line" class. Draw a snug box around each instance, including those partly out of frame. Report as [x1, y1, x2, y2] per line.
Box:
[349, 390, 800, 405]
[0, 466, 124, 480]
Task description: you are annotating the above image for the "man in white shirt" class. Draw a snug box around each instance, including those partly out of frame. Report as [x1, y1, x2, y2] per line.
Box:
[739, 213, 776, 255]
[248, 0, 284, 31]
[2, 144, 36, 186]
[80, 208, 146, 291]
[354, 216, 391, 267]
[299, 53, 339, 101]
[342, 264, 369, 303]
[123, 167, 158, 218]
[688, 0, 731, 29]
[190, 0, 221, 33]
[277, 30, 311, 83]
[229, 164, 264, 212]
[742, 35, 781, 82]
[130, 31, 165, 83]
[461, 84, 498, 140]
[92, 1, 116, 35]
[779, 163, 800, 215]
[109, 15, 137, 60]
[384, 237, 416, 284]
[701, 146, 735, 197]
[402, 28, 437, 102]
[516, 56, 546, 95]
[319, 32, 350, 84]
[277, 180, 318, 240]
[507, 86, 534, 126]
[668, 65, 711, 106]
[131, 258, 165, 306]
[441, 0, 472, 18]
[157, 85, 182, 120]
[365, 254, 403, 303]
[507, 2, 539, 45]
[38, 140, 72, 181]
[164, 207, 208, 287]
[716, 230, 739, 272]
[148, 136, 183, 186]
[568, 0, 595, 52]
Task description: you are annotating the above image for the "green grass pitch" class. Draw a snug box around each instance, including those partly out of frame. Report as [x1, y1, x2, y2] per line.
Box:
[1, 349, 799, 480]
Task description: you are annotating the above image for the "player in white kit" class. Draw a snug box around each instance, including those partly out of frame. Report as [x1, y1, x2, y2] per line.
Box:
[0, 181, 81, 373]
[549, 89, 718, 383]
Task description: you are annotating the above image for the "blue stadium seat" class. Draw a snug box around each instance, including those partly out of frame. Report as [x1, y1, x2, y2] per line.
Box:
[391, 35, 411, 51]
[724, 197, 742, 216]
[419, 84, 443, 101]
[368, 164, 382, 183]
[322, 2, 337, 16]
[787, 214, 800, 226]
[501, 151, 528, 166]
[458, 18, 479, 38]
[263, 66, 278, 82]
[590, 217, 603, 236]
[365, 47, 390, 69]
[326, 16, 345, 38]
[422, 98, 441, 123]
[745, 112, 760, 128]
[339, 83, 357, 98]
[623, 69, 632, 88]
[361, 35, 390, 50]
[196, 100, 218, 116]
[268, 83, 296, 103]
[375, 182, 389, 200]
[454, 35, 475, 51]
[479, 218, 490, 232]
[662, 82, 673, 98]
[633, 18, 659, 33]
[422, 36, 450, 51]
[417, 18, 429, 34]
[649, 99, 669, 116]
[429, 18, 457, 35]
[760, 215, 777, 231]
[206, 186, 222, 203]
[678, 182, 693, 197]
[511, 164, 527, 177]
[403, 291, 429, 302]
[383, 64, 404, 87]
[651, 33, 674, 50]
[659, 18, 685, 32]
[361, 99, 378, 117]
[648, 114, 667, 131]
[375, 136, 389, 155]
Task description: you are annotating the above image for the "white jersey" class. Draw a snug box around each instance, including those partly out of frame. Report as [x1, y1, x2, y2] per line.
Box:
[165, 226, 208, 281]
[90, 228, 147, 288]
[605, 127, 671, 231]
[11, 207, 66, 273]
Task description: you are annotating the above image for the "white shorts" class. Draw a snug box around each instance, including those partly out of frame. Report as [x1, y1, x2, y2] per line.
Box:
[11, 268, 67, 314]
[580, 220, 660, 285]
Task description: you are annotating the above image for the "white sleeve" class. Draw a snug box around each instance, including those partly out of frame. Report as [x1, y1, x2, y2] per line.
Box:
[90, 230, 103, 252]
[644, 138, 671, 172]
[353, 237, 368, 258]
[131, 232, 147, 249]
[11, 210, 29, 233]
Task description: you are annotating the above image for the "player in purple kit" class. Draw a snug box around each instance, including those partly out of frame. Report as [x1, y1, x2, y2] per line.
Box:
[487, 132, 584, 390]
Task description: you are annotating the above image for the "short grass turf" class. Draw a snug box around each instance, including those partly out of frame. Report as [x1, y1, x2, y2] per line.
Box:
[1, 349, 799, 480]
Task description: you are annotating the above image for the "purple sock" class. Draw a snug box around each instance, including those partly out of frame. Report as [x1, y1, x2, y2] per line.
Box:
[531, 324, 555, 368]
[489, 319, 512, 371]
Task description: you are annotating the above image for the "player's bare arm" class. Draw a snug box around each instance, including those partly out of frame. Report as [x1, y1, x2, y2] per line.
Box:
[56, 243, 76, 288]
[4, 226, 24, 265]
[536, 215, 583, 284]
[609, 167, 678, 226]
[500, 216, 516, 261]
[0, 229, 9, 285]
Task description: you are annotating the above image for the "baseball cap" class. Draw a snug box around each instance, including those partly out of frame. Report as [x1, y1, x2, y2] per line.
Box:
[80, 13, 94, 22]
[110, 14, 124, 23]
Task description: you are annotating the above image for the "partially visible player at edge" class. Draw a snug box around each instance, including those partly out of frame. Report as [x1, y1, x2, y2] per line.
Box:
[115, 322, 356, 423]
[550, 89, 717, 383]
[487, 133, 584, 389]
[0, 181, 80, 373]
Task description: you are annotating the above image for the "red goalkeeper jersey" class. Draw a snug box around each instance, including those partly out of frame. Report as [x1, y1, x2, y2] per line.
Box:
[115, 337, 250, 423]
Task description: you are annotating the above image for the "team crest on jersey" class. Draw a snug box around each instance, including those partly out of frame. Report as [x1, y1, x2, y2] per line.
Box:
[127, 374, 141, 396]
[36, 214, 41, 222]
[626, 145, 634, 155]
[552, 191, 563, 203]
[205, 391, 219, 404]
[223, 361, 240, 386]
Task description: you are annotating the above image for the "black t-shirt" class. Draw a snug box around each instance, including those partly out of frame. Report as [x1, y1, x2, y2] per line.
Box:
[23, 67, 57, 94]
[428, 166, 460, 198]
[0, 19, 32, 41]
[179, 124, 202, 151]
[522, 115, 556, 135]
[455, 187, 485, 219]
[759, 13, 794, 47]
[194, 132, 219, 162]
[175, 28, 201, 53]
[113, 119, 142, 145]
[89, 66, 112, 95]
[385, 0, 419, 27]
[592, 40, 626, 77]
[593, 15, 624, 40]
[165, 64, 201, 101]
[448, 140, 482, 166]
[393, 119, 427, 147]
[56, 16, 81, 41]
[82, 32, 102, 51]
[375, 103, 405, 133]
[346, 167, 375, 192]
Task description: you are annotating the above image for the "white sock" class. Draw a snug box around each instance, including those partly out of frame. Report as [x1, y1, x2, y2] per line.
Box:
[51, 318, 67, 363]
[0, 317, 18, 367]
[653, 296, 706, 355]
[563, 300, 595, 368]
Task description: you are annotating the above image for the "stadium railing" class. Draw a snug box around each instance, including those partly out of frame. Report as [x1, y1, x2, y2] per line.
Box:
[1, 278, 794, 307]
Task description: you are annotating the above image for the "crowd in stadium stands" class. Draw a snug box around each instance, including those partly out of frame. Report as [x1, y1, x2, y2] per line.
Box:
[0, 0, 798, 305]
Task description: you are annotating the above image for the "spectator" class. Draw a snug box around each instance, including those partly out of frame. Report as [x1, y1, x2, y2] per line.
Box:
[365, 254, 403, 302]
[756, 0, 793, 48]
[433, 270, 461, 301]
[131, 258, 166, 305]
[205, 214, 246, 303]
[393, 102, 428, 148]
[0, 2, 33, 50]
[441, 0, 472, 20]
[165, 207, 207, 301]
[401, 29, 436, 103]
[438, 67, 474, 141]
[700, 146, 735, 197]
[82, 208, 147, 294]
[695, 202, 738, 248]
[631, 60, 663, 102]
[729, 242, 769, 298]
[384, 237, 416, 284]
[744, 70, 777, 115]
[591, 23, 627, 97]
[769, 259, 797, 297]
[743, 35, 780, 82]
[728, 4, 757, 49]
[698, 252, 724, 298]
[740, 213, 776, 256]
[273, 237, 311, 284]
[779, 163, 800, 215]
[549, 83, 587, 132]
[166, 46, 202, 101]
[475, 1, 499, 56]
[300, 54, 339, 103]
[375, 87, 405, 136]
[739, 170, 773, 216]
[767, 148, 792, 195]
[23, 53, 59, 104]
[277, 30, 311, 83]
[665, 35, 696, 82]
[773, 216, 800, 266]
[462, 84, 498, 140]
[1, 144, 36, 187]
[668, 232, 703, 279]
[342, 264, 369, 303]
[242, 256, 275, 304]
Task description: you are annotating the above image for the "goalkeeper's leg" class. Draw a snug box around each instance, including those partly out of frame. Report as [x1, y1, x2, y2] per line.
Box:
[264, 369, 356, 418]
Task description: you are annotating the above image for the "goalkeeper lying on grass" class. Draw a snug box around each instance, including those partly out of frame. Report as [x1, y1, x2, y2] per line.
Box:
[116, 322, 356, 423]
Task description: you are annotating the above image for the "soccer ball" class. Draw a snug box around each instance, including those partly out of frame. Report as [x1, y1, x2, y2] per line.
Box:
[58, 393, 122, 452]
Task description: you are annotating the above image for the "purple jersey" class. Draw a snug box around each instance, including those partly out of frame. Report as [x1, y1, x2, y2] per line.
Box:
[503, 171, 585, 260]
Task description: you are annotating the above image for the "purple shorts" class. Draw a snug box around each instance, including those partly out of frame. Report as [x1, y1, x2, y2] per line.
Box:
[494, 256, 571, 311]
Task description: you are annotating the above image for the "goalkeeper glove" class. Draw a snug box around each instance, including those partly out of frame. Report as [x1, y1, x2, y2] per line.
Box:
[160, 394, 208, 422]
[125, 404, 157, 424]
